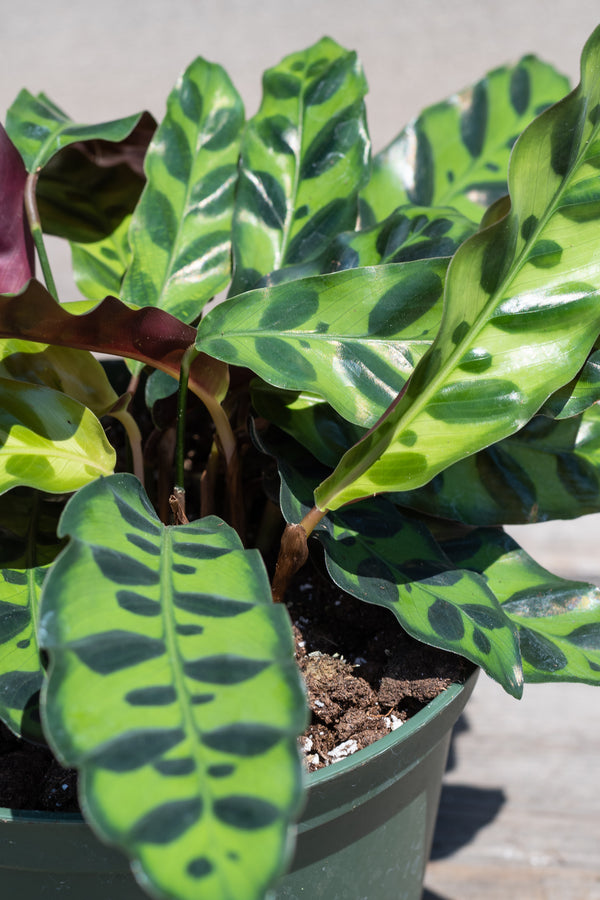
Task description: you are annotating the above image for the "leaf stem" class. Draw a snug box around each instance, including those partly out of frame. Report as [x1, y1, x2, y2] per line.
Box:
[109, 399, 145, 486]
[271, 505, 326, 602]
[175, 345, 199, 490]
[24, 171, 58, 301]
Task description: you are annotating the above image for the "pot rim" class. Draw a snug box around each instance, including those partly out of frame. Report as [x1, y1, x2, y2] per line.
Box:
[0, 667, 478, 827]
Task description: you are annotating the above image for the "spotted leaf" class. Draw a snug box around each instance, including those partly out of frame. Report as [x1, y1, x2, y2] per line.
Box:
[197, 259, 448, 427]
[122, 57, 244, 323]
[70, 215, 132, 301]
[229, 37, 369, 295]
[0, 488, 66, 570]
[361, 56, 570, 223]
[5, 91, 150, 174]
[441, 528, 600, 683]
[0, 566, 46, 739]
[541, 346, 600, 419]
[316, 27, 600, 512]
[395, 408, 600, 525]
[39, 474, 306, 900]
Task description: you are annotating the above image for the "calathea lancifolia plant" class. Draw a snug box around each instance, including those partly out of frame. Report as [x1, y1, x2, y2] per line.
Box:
[1, 24, 600, 900]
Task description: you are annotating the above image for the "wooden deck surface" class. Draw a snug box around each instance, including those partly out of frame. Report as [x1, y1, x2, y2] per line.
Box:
[424, 516, 600, 900]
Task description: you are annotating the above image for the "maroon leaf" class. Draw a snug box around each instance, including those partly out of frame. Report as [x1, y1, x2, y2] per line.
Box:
[0, 125, 34, 293]
[0, 280, 228, 405]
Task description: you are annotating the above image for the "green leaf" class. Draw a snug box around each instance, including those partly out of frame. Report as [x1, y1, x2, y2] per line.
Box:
[0, 488, 67, 569]
[39, 474, 307, 900]
[0, 566, 46, 739]
[229, 37, 369, 295]
[251, 383, 364, 468]
[197, 259, 448, 427]
[257, 424, 522, 694]
[0, 377, 115, 495]
[317, 500, 522, 696]
[5, 91, 148, 173]
[70, 216, 132, 300]
[361, 56, 570, 223]
[122, 57, 244, 323]
[442, 528, 600, 683]
[316, 27, 600, 512]
[321, 205, 477, 269]
[0, 338, 119, 417]
[541, 347, 600, 418]
[395, 408, 600, 525]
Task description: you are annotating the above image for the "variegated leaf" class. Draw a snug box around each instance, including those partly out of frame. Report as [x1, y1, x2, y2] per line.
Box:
[0, 566, 47, 739]
[441, 528, 600, 683]
[39, 474, 306, 900]
[541, 346, 600, 419]
[197, 259, 448, 427]
[256, 425, 522, 696]
[361, 56, 570, 223]
[0, 488, 66, 569]
[317, 499, 522, 696]
[122, 57, 244, 323]
[250, 383, 364, 468]
[5, 91, 148, 174]
[395, 408, 600, 525]
[0, 377, 115, 495]
[229, 37, 369, 295]
[70, 214, 132, 300]
[316, 26, 600, 512]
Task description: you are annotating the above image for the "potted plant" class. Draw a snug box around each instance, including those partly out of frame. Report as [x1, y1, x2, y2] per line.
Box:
[1, 22, 600, 900]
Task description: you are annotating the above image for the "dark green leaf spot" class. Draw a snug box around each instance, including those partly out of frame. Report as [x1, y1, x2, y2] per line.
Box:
[528, 239, 563, 269]
[92, 728, 185, 772]
[399, 430, 417, 447]
[132, 798, 202, 844]
[458, 348, 493, 374]
[187, 857, 213, 879]
[519, 627, 568, 671]
[173, 592, 253, 617]
[125, 686, 177, 706]
[473, 627, 492, 655]
[184, 656, 270, 684]
[173, 564, 195, 575]
[460, 81, 488, 158]
[510, 66, 531, 116]
[258, 288, 319, 331]
[262, 71, 301, 99]
[214, 795, 280, 830]
[70, 631, 164, 674]
[451, 321, 470, 345]
[116, 590, 160, 617]
[202, 724, 282, 756]
[154, 758, 196, 776]
[256, 115, 296, 155]
[126, 533, 160, 556]
[427, 599, 465, 641]
[208, 764, 235, 778]
[367, 269, 443, 337]
[91, 548, 160, 585]
[567, 622, 600, 650]
[172, 542, 229, 560]
[255, 337, 317, 383]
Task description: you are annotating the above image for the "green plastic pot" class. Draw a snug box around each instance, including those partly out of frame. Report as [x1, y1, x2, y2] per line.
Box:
[0, 669, 478, 899]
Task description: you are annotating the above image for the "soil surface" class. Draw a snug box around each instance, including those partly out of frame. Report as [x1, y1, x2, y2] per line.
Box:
[0, 563, 471, 812]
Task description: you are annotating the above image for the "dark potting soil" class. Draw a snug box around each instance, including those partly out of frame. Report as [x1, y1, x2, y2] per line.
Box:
[0, 564, 471, 812]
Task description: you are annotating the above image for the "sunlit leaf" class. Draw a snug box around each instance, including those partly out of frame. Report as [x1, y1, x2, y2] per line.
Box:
[361, 56, 570, 223]
[0, 566, 47, 739]
[316, 27, 600, 511]
[122, 57, 244, 322]
[0, 377, 115, 495]
[39, 474, 306, 900]
[395, 408, 600, 525]
[197, 260, 448, 427]
[229, 37, 369, 295]
[442, 528, 600, 683]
